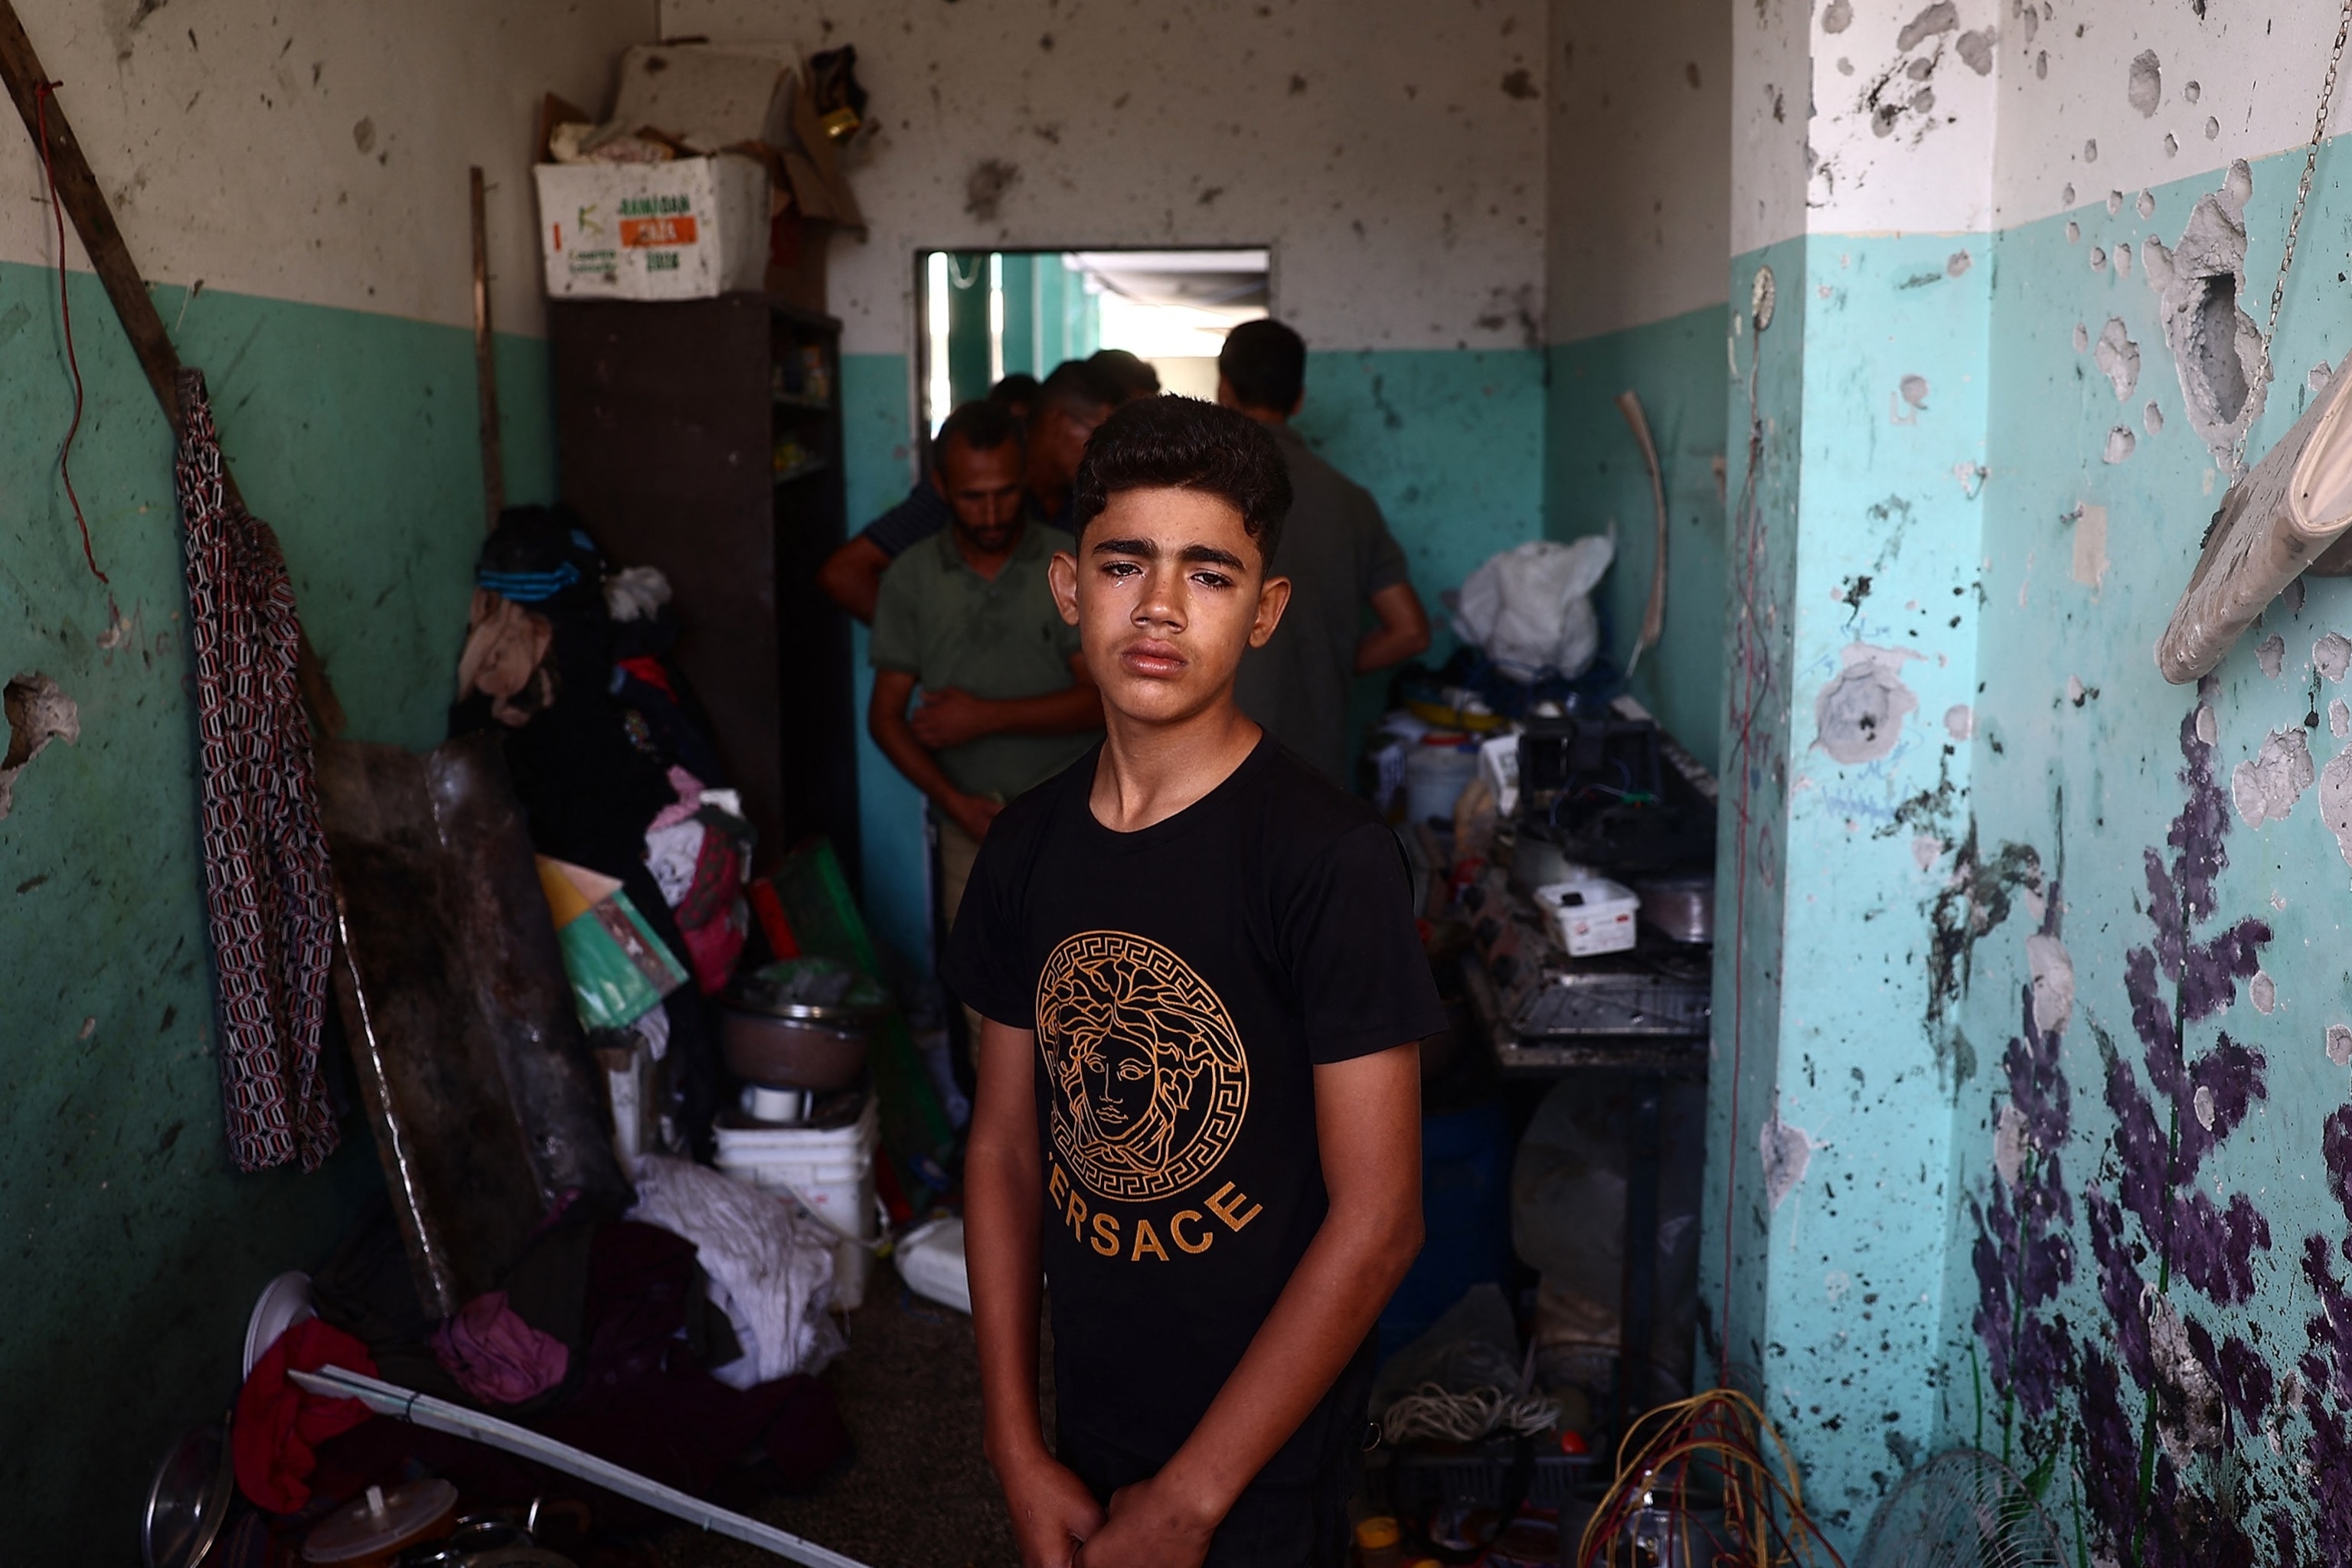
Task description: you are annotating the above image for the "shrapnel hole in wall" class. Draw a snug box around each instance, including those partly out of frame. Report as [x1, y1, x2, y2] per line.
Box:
[0, 673, 80, 818]
[2190, 270, 2250, 426]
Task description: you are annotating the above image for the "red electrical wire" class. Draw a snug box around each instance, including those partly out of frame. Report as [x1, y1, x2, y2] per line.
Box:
[34, 80, 108, 586]
[1720, 327, 1771, 1361]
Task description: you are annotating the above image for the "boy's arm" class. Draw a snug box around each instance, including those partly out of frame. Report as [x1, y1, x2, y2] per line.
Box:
[969, 1014, 1106, 1567]
[910, 654, 1104, 750]
[1079, 1042, 1423, 1568]
[868, 668, 1003, 842]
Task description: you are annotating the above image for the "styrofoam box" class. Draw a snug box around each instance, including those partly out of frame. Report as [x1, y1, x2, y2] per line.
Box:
[1534, 877, 1639, 956]
[714, 1096, 879, 1308]
[534, 155, 768, 302]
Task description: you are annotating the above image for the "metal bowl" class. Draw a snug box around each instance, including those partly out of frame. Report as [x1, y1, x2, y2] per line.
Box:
[719, 1008, 871, 1089]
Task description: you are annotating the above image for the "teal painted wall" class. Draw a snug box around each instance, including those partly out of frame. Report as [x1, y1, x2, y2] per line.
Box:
[0, 260, 557, 1548]
[1699, 231, 1993, 1542]
[1699, 138, 2352, 1560]
[841, 351, 933, 987]
[1929, 142, 2352, 1562]
[1700, 235, 1807, 1430]
[1544, 307, 1732, 771]
[841, 347, 1547, 979]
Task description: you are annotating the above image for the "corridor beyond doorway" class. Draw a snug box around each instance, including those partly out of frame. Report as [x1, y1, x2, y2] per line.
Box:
[920, 247, 1269, 429]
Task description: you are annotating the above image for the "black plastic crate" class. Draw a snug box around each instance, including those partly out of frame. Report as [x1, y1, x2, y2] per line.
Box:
[1366, 1439, 1600, 1514]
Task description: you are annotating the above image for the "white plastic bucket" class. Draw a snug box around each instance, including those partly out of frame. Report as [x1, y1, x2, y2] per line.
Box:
[1404, 743, 1480, 827]
[714, 1096, 880, 1308]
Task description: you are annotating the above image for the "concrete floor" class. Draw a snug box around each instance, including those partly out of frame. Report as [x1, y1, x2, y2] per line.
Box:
[655, 1264, 1024, 1568]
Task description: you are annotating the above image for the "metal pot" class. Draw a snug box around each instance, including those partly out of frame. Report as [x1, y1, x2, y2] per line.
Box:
[719, 997, 877, 1089]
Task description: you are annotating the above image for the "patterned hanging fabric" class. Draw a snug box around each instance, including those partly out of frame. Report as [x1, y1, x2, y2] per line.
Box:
[174, 368, 338, 1172]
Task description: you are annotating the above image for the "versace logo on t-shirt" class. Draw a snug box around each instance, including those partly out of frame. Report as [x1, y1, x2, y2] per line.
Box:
[1034, 930, 1261, 1262]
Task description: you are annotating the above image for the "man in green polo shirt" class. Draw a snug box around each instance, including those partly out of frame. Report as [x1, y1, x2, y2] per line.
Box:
[868, 399, 1104, 941]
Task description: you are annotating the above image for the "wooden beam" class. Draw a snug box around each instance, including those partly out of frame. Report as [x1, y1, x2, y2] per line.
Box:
[0, 1, 345, 737]
[470, 165, 505, 531]
[0, 3, 183, 426]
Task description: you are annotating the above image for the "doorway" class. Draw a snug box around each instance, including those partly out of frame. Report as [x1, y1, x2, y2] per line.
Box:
[917, 247, 1270, 430]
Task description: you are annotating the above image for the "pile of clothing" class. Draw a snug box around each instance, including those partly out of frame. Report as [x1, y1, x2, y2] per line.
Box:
[233, 1172, 850, 1536]
[452, 507, 753, 1155]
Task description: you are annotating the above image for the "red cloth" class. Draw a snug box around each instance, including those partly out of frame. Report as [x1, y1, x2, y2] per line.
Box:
[233, 1318, 379, 1514]
[677, 821, 747, 995]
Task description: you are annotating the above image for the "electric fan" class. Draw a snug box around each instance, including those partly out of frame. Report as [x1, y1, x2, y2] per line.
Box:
[1855, 1449, 2065, 1568]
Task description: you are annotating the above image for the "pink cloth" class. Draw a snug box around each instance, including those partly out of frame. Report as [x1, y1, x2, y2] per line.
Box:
[647, 766, 706, 831]
[430, 1291, 570, 1406]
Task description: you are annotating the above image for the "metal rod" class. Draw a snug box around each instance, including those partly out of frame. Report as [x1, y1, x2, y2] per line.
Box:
[471, 166, 505, 529]
[290, 1364, 873, 1568]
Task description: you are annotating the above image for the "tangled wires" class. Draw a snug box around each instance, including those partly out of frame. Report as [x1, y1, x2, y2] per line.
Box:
[1380, 1382, 1563, 1446]
[1574, 1389, 1844, 1568]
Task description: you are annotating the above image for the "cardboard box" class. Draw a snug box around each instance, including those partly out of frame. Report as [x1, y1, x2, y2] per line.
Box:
[534, 155, 769, 302]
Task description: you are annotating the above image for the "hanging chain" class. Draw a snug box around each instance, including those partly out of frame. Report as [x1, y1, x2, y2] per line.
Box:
[2239, 0, 2352, 467]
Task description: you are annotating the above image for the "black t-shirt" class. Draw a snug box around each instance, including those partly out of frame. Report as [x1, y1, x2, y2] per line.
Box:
[944, 733, 1446, 1485]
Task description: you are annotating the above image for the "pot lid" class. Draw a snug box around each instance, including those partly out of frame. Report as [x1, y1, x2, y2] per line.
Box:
[304, 1480, 459, 1563]
[142, 1423, 234, 1568]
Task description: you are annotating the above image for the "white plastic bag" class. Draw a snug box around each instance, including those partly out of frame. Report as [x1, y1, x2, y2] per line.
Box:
[894, 1215, 972, 1314]
[629, 1155, 845, 1387]
[1451, 535, 1615, 681]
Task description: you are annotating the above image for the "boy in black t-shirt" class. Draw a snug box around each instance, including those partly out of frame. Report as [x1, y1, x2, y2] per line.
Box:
[946, 397, 1444, 1567]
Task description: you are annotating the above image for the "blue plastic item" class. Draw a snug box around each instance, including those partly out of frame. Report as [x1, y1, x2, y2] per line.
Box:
[1378, 1101, 1514, 1357]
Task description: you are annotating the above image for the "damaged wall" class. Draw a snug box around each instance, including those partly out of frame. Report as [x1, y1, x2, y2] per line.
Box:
[0, 0, 653, 1548]
[1709, 0, 2000, 1542]
[1715, 0, 2352, 1559]
[659, 0, 1553, 975]
[1543, 0, 1732, 768]
[1945, 7, 2352, 1560]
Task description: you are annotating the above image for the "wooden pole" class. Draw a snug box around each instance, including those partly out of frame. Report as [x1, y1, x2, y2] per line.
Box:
[470, 165, 505, 530]
[0, 0, 345, 736]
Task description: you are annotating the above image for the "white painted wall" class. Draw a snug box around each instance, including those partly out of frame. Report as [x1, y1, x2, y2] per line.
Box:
[1991, 2, 2350, 227]
[1546, 0, 1731, 338]
[1738, 0, 2351, 251]
[1734, 0, 2003, 250]
[659, 0, 1549, 357]
[0, 1, 655, 335]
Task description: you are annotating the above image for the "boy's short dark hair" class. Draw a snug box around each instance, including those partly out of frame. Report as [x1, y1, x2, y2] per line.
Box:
[1069, 396, 1292, 567]
[935, 398, 1025, 460]
[1217, 318, 1307, 413]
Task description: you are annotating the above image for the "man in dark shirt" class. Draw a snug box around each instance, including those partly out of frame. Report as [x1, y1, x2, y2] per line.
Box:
[949, 396, 1439, 1567]
[1217, 319, 1431, 787]
[819, 360, 1125, 622]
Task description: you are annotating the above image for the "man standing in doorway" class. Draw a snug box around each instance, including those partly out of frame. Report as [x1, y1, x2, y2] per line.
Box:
[867, 399, 1104, 948]
[819, 360, 1125, 622]
[1219, 319, 1432, 788]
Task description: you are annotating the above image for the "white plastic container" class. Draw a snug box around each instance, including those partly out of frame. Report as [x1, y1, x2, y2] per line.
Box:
[714, 1096, 879, 1308]
[534, 155, 769, 301]
[893, 1215, 972, 1315]
[1535, 877, 1640, 956]
[1403, 742, 1480, 827]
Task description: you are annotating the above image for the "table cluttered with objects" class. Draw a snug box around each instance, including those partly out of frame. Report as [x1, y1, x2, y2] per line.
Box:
[1358, 692, 1717, 1559]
